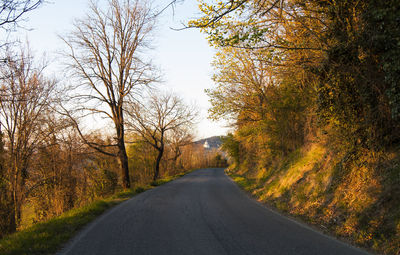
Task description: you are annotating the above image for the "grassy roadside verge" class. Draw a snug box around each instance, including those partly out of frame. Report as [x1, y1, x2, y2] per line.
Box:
[0, 172, 188, 255]
[226, 171, 381, 254]
[226, 142, 400, 255]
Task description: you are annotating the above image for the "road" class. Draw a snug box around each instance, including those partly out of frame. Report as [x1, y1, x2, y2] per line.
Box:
[58, 168, 369, 255]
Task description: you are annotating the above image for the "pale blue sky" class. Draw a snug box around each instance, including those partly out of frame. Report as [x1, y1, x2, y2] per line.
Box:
[19, 0, 229, 139]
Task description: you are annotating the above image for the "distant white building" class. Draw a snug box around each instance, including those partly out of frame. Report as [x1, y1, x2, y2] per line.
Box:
[203, 141, 210, 149]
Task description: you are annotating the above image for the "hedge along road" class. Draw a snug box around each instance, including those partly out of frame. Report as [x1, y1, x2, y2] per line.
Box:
[57, 168, 369, 255]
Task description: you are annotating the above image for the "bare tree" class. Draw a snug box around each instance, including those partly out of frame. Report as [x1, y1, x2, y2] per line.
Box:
[0, 46, 56, 234]
[168, 126, 193, 169]
[127, 92, 198, 180]
[0, 0, 44, 51]
[61, 0, 158, 189]
[0, 0, 43, 31]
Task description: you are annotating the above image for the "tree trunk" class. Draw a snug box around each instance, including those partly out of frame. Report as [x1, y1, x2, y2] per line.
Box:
[116, 110, 131, 189]
[172, 147, 181, 169]
[0, 189, 16, 237]
[153, 147, 164, 181]
[9, 202, 16, 233]
[0, 133, 15, 236]
[118, 144, 130, 189]
[10, 184, 18, 233]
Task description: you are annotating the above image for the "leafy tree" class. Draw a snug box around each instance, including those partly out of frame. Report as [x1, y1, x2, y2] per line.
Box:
[196, 0, 400, 152]
[221, 133, 240, 166]
[207, 44, 309, 157]
[362, 0, 400, 121]
[314, 0, 399, 148]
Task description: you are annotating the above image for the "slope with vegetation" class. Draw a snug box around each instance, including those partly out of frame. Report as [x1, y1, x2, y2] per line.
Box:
[191, 0, 400, 254]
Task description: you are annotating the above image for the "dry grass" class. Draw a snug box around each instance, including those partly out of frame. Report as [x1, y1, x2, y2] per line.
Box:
[229, 142, 400, 255]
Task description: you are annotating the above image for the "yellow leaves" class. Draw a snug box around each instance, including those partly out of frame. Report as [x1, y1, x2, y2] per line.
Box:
[338, 216, 358, 236]
[397, 221, 400, 236]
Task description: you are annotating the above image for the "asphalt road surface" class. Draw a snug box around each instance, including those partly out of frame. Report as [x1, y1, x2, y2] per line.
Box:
[58, 168, 370, 255]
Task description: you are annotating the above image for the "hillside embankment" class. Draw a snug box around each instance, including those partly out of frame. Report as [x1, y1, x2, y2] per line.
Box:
[228, 141, 400, 255]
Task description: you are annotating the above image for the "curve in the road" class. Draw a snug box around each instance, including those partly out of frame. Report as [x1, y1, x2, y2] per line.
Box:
[58, 168, 370, 255]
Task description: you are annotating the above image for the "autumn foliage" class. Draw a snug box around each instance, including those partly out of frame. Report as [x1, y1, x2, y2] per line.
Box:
[193, 0, 400, 254]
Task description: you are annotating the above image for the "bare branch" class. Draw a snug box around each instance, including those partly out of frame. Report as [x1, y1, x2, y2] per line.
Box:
[125, 90, 198, 180]
[60, 0, 159, 188]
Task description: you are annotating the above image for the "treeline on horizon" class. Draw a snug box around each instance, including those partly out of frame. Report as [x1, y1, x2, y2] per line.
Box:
[0, 0, 227, 238]
[192, 0, 400, 253]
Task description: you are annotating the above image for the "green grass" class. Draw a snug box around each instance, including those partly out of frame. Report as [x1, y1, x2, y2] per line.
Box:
[228, 173, 257, 192]
[150, 176, 174, 186]
[0, 173, 187, 255]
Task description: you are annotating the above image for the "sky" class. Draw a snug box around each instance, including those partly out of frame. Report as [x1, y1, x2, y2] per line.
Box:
[18, 0, 230, 139]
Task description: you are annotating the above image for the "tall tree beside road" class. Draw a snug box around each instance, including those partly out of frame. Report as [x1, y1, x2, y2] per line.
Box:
[0, 0, 45, 237]
[0, 46, 56, 235]
[61, 0, 158, 189]
[127, 92, 198, 180]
